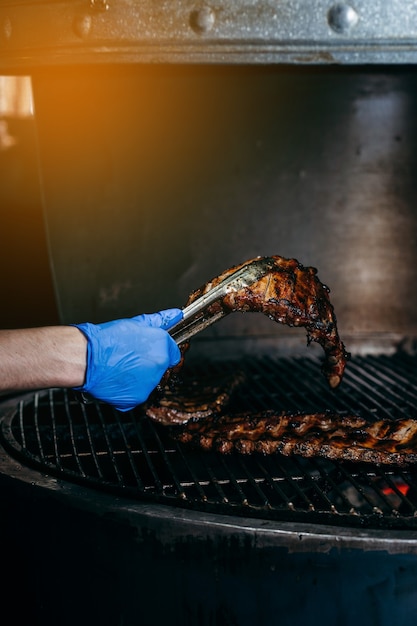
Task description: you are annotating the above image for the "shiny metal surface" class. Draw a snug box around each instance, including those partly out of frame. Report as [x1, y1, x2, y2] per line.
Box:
[1, 1, 417, 67]
[30, 65, 417, 358]
[169, 256, 275, 344]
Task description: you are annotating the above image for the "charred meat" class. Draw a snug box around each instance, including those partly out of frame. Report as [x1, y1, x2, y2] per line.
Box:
[184, 256, 349, 388]
[171, 411, 417, 466]
[146, 369, 246, 426]
[149, 256, 358, 464]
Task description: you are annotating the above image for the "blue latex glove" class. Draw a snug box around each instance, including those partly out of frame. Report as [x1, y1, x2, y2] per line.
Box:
[72, 308, 183, 412]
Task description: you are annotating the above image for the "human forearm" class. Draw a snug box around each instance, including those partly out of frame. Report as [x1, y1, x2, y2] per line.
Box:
[0, 326, 87, 392]
[0, 309, 183, 410]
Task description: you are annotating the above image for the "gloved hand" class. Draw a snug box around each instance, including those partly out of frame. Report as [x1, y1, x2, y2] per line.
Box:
[72, 308, 183, 412]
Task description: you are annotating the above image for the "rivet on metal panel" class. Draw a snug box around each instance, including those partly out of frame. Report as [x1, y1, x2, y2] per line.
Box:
[190, 7, 216, 34]
[327, 3, 359, 34]
[73, 14, 93, 38]
[90, 0, 110, 11]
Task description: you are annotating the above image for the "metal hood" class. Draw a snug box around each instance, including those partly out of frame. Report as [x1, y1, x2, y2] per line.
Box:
[1, 1, 417, 69]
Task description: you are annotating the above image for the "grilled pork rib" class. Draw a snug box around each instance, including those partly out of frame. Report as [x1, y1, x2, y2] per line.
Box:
[184, 256, 349, 388]
[146, 370, 246, 426]
[148, 256, 357, 463]
[171, 411, 417, 466]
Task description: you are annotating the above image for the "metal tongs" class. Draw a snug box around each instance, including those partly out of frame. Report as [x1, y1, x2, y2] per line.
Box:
[78, 257, 274, 406]
[169, 256, 275, 345]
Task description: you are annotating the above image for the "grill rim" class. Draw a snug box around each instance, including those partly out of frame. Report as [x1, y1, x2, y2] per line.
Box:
[2, 435, 417, 551]
[3, 353, 417, 533]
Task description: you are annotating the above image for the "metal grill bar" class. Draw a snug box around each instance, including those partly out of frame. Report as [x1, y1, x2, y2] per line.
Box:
[146, 419, 187, 499]
[217, 456, 250, 505]
[270, 455, 317, 512]
[306, 457, 357, 514]
[50, 389, 62, 470]
[199, 456, 230, 504]
[133, 419, 164, 494]
[343, 362, 405, 420]
[3, 354, 417, 529]
[63, 389, 86, 477]
[79, 400, 105, 481]
[254, 457, 297, 510]
[33, 392, 44, 460]
[369, 355, 417, 412]
[94, 403, 125, 485]
[170, 440, 208, 502]
[112, 408, 145, 491]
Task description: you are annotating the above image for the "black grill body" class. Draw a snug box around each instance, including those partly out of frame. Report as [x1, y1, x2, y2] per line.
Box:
[2, 471, 417, 626]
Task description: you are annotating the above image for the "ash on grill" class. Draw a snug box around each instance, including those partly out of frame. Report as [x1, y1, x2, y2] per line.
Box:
[2, 354, 417, 530]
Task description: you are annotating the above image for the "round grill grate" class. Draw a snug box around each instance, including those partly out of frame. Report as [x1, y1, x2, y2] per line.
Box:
[2, 355, 417, 529]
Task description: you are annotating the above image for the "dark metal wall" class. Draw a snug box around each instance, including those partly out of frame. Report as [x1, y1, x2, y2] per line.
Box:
[31, 65, 417, 355]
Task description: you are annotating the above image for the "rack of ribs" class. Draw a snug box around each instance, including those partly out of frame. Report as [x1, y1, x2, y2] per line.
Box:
[147, 369, 246, 426]
[173, 256, 349, 389]
[145, 247, 417, 466]
[170, 411, 417, 466]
